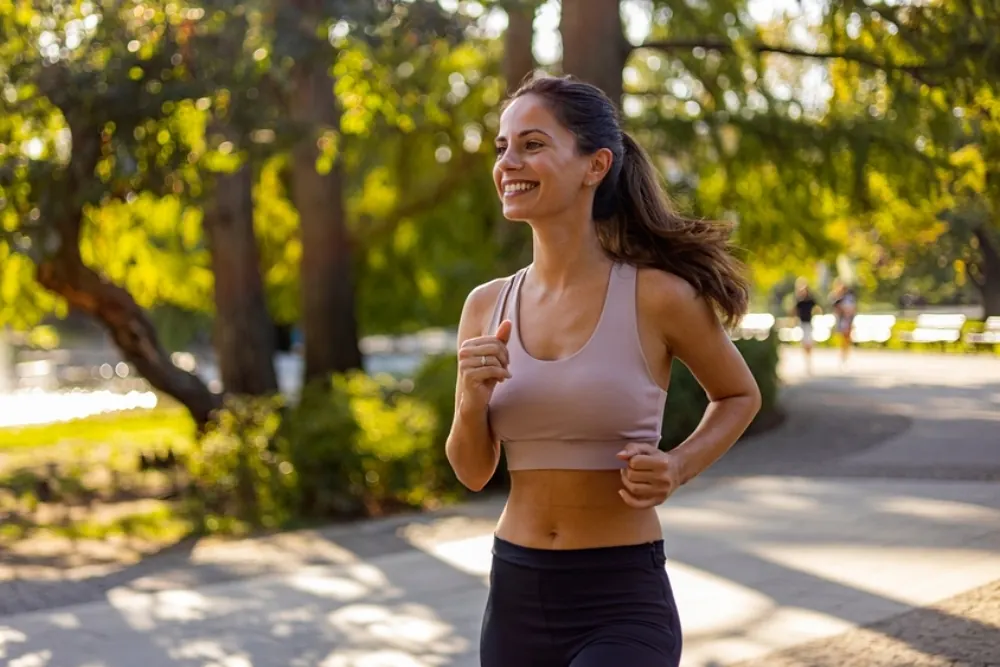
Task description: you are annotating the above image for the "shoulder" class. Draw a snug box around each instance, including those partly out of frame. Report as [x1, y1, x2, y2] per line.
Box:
[458, 274, 516, 338]
[635, 266, 723, 346]
[635, 266, 705, 318]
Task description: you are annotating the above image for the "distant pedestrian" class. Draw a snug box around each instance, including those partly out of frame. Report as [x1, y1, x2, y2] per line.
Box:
[831, 280, 857, 367]
[791, 278, 820, 374]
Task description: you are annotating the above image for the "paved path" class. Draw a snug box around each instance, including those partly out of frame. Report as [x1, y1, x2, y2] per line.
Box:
[1, 348, 998, 667]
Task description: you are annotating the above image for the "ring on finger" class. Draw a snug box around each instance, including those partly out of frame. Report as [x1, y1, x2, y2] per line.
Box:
[481, 355, 488, 367]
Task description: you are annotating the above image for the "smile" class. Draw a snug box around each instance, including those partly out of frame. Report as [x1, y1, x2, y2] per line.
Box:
[503, 181, 539, 197]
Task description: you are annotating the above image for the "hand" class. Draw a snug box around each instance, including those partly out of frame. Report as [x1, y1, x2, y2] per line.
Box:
[457, 319, 513, 414]
[616, 442, 681, 509]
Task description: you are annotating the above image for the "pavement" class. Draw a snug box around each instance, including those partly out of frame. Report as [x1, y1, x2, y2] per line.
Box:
[1, 347, 999, 667]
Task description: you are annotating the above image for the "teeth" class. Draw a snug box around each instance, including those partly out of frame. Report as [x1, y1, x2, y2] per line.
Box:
[504, 182, 538, 194]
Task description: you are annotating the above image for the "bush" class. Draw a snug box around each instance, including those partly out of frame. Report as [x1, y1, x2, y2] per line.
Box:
[661, 336, 780, 448]
[184, 395, 298, 533]
[184, 370, 461, 534]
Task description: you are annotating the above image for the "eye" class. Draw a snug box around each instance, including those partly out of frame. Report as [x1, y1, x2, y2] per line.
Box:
[494, 144, 506, 157]
[525, 140, 543, 150]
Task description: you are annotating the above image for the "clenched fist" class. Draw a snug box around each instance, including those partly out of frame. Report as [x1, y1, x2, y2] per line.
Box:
[457, 319, 513, 415]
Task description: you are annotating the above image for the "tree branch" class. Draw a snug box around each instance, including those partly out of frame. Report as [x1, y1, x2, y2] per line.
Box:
[636, 37, 943, 87]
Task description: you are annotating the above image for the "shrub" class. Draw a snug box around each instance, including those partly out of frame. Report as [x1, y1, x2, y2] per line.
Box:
[184, 370, 459, 534]
[184, 395, 298, 533]
[661, 335, 780, 448]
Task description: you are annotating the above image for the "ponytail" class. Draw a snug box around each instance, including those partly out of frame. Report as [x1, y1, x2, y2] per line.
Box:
[595, 132, 750, 329]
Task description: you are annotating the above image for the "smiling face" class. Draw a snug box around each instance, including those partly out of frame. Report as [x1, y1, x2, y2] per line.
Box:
[493, 94, 610, 223]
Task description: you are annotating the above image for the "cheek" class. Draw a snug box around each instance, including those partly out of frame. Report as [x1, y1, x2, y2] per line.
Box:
[492, 162, 502, 190]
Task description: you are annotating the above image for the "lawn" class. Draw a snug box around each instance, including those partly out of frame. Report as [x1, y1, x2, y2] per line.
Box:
[0, 405, 200, 548]
[0, 405, 196, 453]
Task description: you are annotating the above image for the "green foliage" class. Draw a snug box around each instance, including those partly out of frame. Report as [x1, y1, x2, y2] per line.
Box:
[620, 0, 1000, 303]
[185, 395, 297, 532]
[660, 336, 780, 449]
[184, 370, 462, 533]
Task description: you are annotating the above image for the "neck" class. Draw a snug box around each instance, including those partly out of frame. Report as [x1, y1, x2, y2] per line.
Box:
[527, 207, 611, 290]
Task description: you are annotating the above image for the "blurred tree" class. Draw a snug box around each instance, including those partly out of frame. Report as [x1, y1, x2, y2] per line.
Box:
[0, 0, 239, 425]
[280, 0, 362, 383]
[501, 0, 538, 94]
[551, 1, 999, 309]
[190, 7, 280, 397]
[815, 2, 1000, 314]
[0, 0, 499, 425]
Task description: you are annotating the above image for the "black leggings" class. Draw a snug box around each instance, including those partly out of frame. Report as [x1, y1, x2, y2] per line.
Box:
[480, 536, 683, 667]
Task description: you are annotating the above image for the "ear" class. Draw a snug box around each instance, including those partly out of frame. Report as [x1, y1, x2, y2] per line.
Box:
[583, 147, 614, 187]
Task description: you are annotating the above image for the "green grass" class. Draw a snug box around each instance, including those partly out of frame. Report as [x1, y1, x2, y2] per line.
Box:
[0, 406, 196, 452]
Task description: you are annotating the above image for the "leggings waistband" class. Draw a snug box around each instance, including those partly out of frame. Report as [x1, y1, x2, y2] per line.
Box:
[492, 535, 666, 570]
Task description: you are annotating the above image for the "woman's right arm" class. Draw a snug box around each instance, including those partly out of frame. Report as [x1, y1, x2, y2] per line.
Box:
[445, 280, 511, 492]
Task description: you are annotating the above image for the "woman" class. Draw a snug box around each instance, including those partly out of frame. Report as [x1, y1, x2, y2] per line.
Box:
[445, 75, 762, 667]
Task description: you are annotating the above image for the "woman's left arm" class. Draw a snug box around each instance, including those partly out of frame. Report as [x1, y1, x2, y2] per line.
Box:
[618, 272, 762, 508]
[660, 274, 762, 485]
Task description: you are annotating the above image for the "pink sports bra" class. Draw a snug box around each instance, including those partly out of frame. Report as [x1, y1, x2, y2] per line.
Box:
[486, 262, 668, 471]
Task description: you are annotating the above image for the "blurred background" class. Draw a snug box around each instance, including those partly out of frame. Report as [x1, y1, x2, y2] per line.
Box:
[0, 1, 998, 664]
[0, 0, 996, 553]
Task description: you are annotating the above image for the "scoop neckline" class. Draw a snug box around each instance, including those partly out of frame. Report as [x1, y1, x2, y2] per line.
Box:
[511, 263, 615, 364]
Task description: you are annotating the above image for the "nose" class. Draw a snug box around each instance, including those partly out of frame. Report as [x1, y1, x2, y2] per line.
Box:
[496, 147, 523, 172]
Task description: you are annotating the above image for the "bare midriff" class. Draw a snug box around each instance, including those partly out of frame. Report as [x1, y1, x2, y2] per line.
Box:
[494, 469, 663, 549]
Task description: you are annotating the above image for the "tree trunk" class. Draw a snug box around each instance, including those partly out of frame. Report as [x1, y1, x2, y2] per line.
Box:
[203, 159, 279, 396]
[559, 0, 628, 105]
[290, 61, 362, 383]
[36, 254, 221, 427]
[503, 1, 537, 94]
[973, 224, 1000, 317]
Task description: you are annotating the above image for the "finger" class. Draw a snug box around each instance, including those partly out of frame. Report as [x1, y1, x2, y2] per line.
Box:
[459, 342, 510, 368]
[458, 349, 508, 371]
[616, 442, 660, 460]
[622, 467, 659, 484]
[620, 470, 655, 497]
[458, 356, 510, 378]
[459, 354, 501, 370]
[618, 488, 661, 509]
[495, 319, 513, 344]
[628, 454, 670, 473]
[463, 366, 511, 383]
[460, 334, 509, 350]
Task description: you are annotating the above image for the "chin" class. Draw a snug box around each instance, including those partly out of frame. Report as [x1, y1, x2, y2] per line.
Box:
[501, 207, 533, 222]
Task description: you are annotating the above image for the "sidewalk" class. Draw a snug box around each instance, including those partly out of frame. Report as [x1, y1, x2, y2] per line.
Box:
[1, 348, 998, 666]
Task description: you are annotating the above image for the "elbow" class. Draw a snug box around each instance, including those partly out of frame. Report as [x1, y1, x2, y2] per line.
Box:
[445, 439, 493, 493]
[749, 384, 763, 417]
[743, 382, 763, 422]
[459, 475, 489, 493]
[451, 464, 491, 492]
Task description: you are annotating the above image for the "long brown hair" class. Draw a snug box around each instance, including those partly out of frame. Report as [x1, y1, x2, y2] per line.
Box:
[505, 75, 750, 328]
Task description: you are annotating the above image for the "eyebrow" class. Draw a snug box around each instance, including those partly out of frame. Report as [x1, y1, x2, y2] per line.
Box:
[495, 128, 552, 142]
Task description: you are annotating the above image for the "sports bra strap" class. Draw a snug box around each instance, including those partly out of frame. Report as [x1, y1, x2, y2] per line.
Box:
[487, 269, 523, 335]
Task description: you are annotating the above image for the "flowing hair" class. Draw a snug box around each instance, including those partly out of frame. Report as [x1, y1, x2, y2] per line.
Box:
[504, 75, 750, 328]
